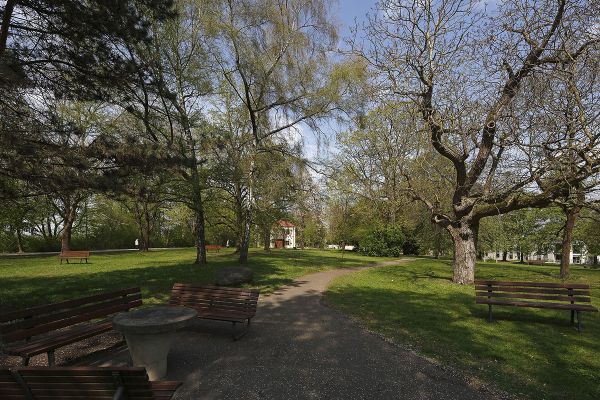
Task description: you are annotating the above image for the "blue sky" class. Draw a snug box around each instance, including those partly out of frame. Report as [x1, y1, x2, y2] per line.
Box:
[334, 0, 377, 37]
[299, 1, 378, 163]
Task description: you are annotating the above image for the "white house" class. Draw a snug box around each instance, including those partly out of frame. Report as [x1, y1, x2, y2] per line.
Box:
[483, 242, 593, 264]
[270, 220, 296, 249]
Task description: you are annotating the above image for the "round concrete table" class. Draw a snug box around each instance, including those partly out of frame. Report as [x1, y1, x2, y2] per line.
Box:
[112, 306, 197, 380]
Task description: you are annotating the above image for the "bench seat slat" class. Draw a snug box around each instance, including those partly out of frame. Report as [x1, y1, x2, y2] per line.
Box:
[169, 300, 258, 312]
[476, 298, 598, 312]
[0, 288, 140, 322]
[474, 285, 591, 296]
[475, 291, 591, 302]
[13, 367, 180, 400]
[171, 283, 259, 293]
[4, 321, 113, 357]
[170, 294, 258, 306]
[2, 294, 143, 334]
[2, 300, 142, 342]
[474, 280, 589, 289]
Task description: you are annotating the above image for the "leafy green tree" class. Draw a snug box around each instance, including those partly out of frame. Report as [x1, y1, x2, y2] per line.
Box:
[206, 0, 340, 263]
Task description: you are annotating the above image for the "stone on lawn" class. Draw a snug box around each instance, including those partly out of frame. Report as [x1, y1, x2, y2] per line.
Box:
[216, 266, 254, 286]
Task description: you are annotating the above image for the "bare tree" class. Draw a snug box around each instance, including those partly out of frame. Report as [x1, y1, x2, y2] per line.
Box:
[354, 0, 600, 283]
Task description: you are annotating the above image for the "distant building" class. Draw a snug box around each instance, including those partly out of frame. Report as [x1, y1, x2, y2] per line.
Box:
[270, 220, 296, 249]
[483, 242, 593, 264]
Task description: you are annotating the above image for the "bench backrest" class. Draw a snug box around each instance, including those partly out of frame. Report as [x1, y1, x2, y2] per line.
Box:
[60, 250, 90, 257]
[0, 369, 26, 399]
[0, 288, 142, 345]
[205, 245, 221, 250]
[1, 367, 177, 400]
[169, 283, 259, 316]
[475, 280, 592, 305]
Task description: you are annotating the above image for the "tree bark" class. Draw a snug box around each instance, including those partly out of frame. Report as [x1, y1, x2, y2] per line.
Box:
[194, 203, 207, 264]
[0, 0, 16, 57]
[239, 210, 252, 264]
[434, 225, 442, 259]
[61, 217, 74, 252]
[560, 206, 580, 279]
[14, 227, 24, 253]
[448, 220, 478, 284]
[191, 181, 206, 265]
[239, 139, 257, 265]
[262, 225, 271, 252]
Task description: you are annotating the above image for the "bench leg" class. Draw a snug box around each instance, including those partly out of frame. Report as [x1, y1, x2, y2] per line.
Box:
[570, 310, 575, 326]
[577, 311, 582, 333]
[21, 356, 30, 366]
[232, 319, 251, 341]
[487, 305, 493, 322]
[47, 350, 55, 366]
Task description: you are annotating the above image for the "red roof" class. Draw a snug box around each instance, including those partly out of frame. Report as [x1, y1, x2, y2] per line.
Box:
[277, 220, 295, 228]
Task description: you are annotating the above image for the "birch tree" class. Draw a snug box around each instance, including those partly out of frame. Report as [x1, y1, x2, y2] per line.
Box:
[206, 0, 339, 263]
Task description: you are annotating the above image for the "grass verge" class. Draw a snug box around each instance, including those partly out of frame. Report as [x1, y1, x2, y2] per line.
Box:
[326, 258, 600, 400]
[0, 247, 395, 309]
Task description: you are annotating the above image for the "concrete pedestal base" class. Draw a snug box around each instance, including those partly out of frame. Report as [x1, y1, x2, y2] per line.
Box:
[112, 306, 197, 381]
[123, 331, 175, 380]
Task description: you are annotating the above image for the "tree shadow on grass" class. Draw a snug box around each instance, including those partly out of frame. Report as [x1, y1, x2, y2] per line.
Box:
[326, 284, 600, 400]
[0, 249, 379, 310]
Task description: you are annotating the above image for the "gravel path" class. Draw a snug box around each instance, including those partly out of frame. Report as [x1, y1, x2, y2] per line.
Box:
[99, 258, 506, 399]
[3, 259, 509, 399]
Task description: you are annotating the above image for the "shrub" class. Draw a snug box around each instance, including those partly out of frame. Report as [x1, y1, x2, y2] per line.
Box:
[360, 226, 405, 257]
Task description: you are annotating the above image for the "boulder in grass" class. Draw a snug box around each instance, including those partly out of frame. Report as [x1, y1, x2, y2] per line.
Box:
[216, 266, 254, 286]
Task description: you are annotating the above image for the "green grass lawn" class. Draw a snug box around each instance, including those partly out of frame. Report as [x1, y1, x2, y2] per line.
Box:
[326, 258, 600, 400]
[0, 247, 394, 309]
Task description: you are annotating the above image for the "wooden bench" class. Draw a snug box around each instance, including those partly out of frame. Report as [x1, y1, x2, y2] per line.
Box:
[59, 250, 90, 264]
[0, 288, 142, 366]
[475, 280, 598, 331]
[0, 367, 181, 400]
[205, 245, 221, 252]
[169, 283, 259, 340]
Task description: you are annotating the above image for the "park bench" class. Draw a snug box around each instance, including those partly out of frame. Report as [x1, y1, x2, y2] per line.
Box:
[59, 250, 90, 264]
[0, 287, 142, 366]
[169, 283, 259, 340]
[475, 280, 598, 331]
[205, 245, 221, 252]
[0, 367, 181, 400]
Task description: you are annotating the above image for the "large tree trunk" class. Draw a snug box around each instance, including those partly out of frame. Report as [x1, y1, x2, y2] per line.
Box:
[194, 204, 207, 264]
[60, 203, 78, 252]
[138, 226, 149, 251]
[14, 227, 23, 253]
[560, 186, 584, 279]
[239, 141, 257, 265]
[61, 217, 74, 252]
[191, 185, 206, 265]
[239, 211, 252, 264]
[560, 207, 579, 279]
[262, 225, 271, 252]
[448, 220, 478, 284]
[433, 224, 442, 259]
